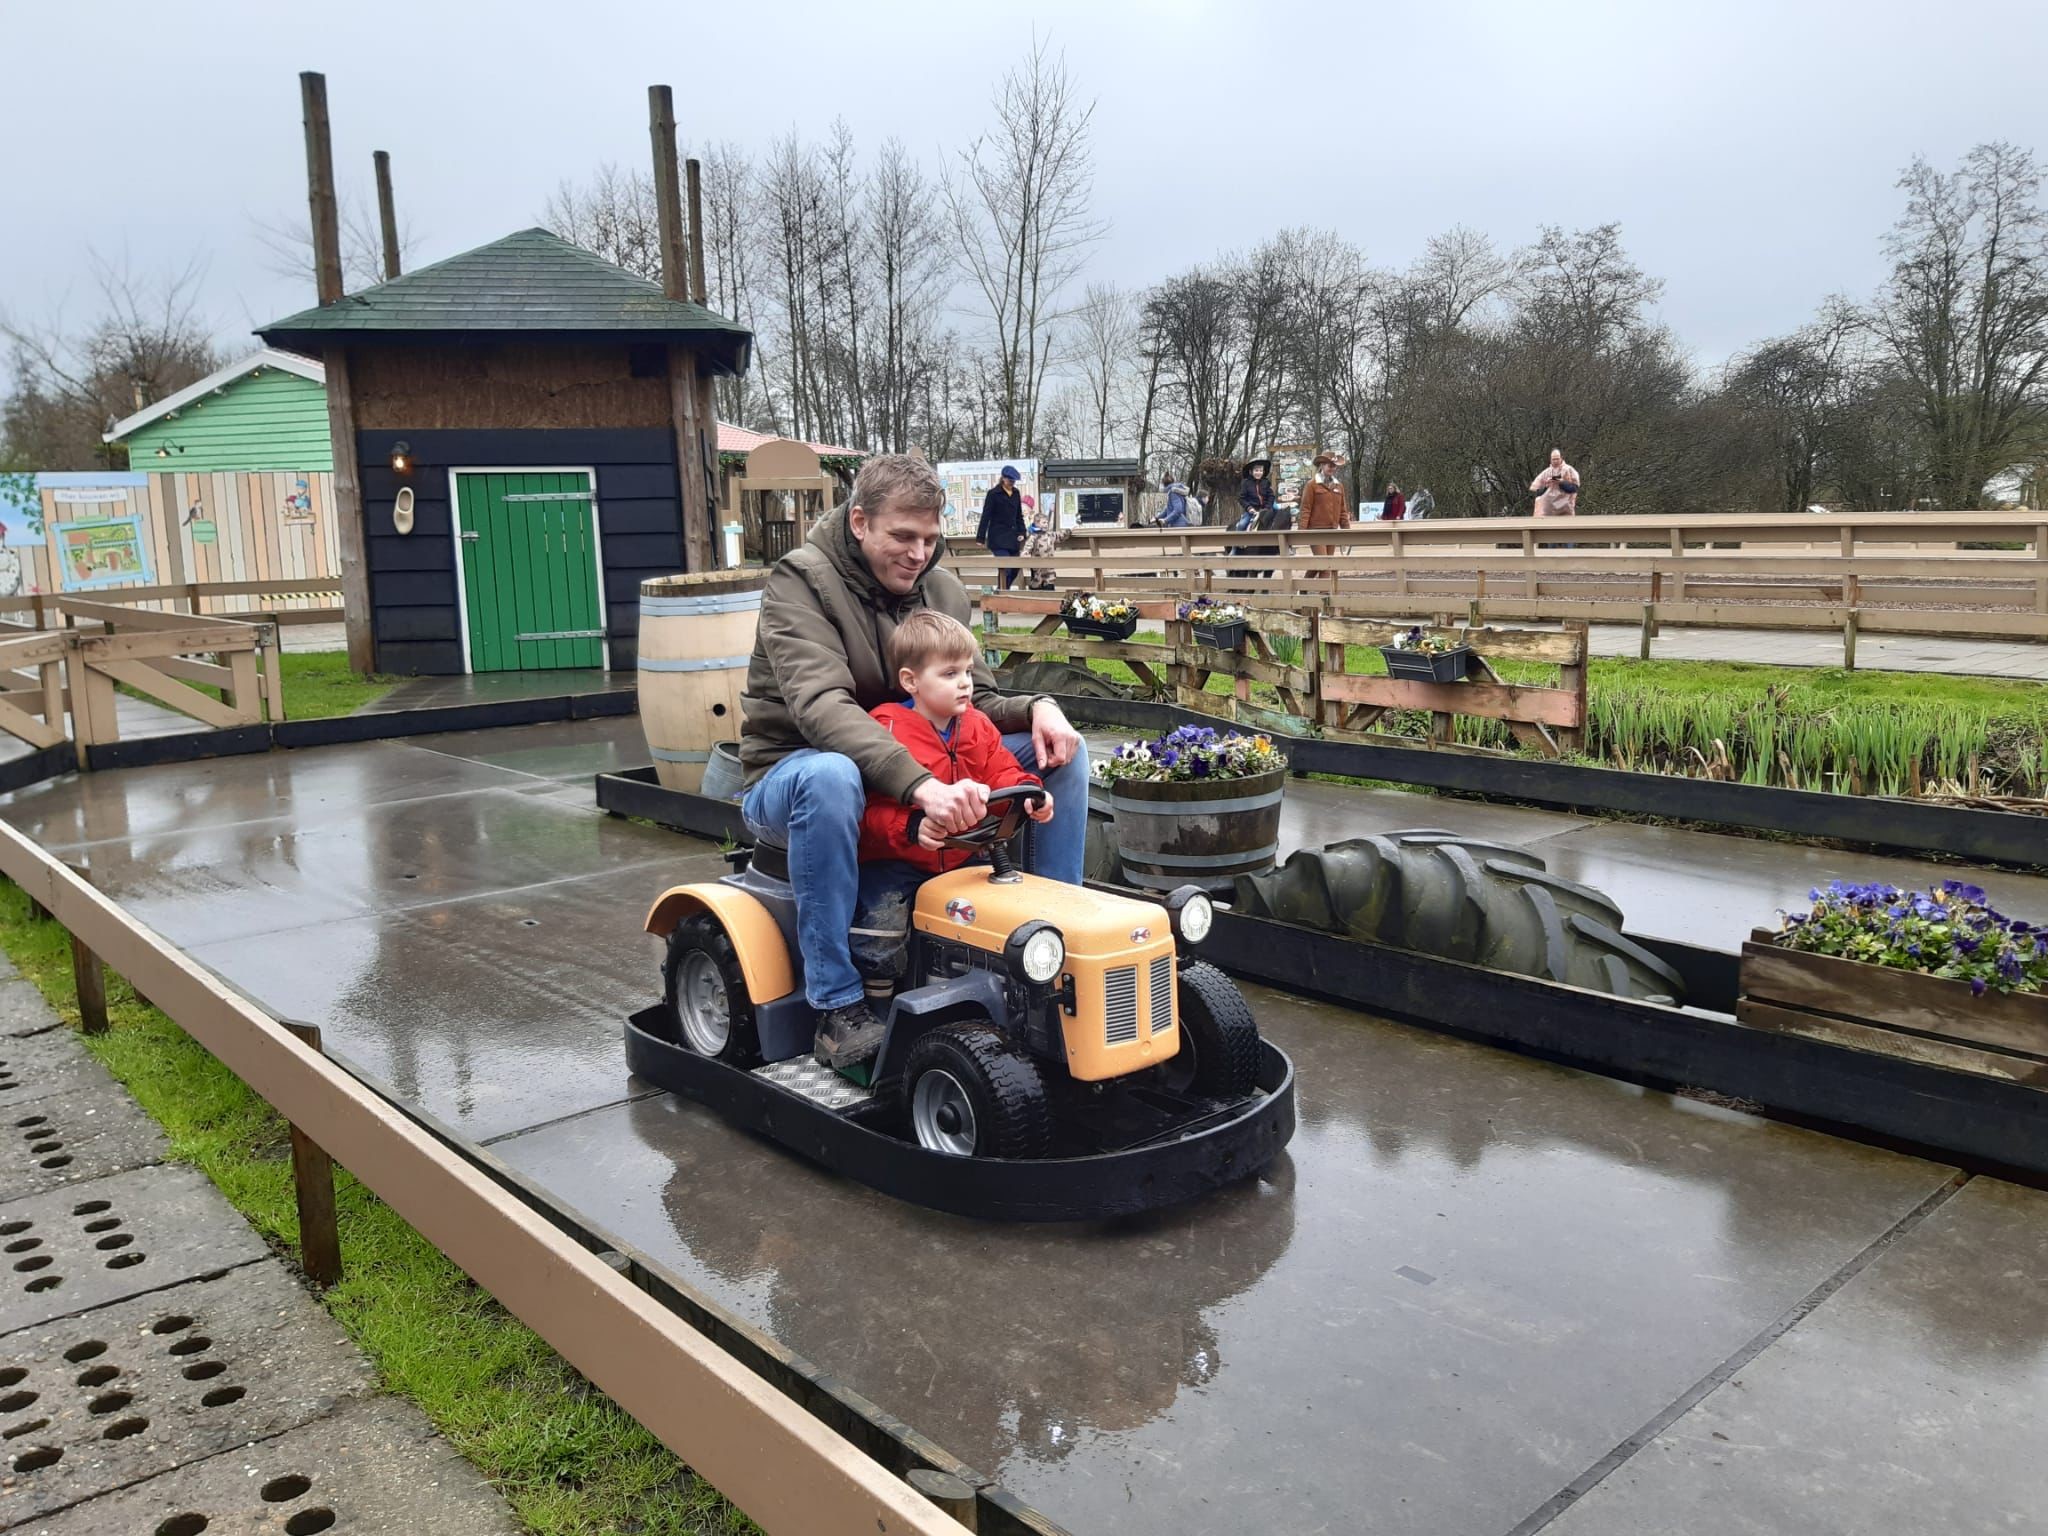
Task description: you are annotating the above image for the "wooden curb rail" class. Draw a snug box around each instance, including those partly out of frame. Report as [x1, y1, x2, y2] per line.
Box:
[0, 826, 972, 1536]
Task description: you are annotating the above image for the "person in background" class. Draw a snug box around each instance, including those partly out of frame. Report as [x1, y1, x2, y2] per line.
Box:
[1299, 451, 1349, 564]
[1160, 481, 1193, 527]
[977, 464, 1027, 588]
[1530, 449, 1582, 518]
[1408, 486, 1436, 521]
[1382, 482, 1408, 522]
[1238, 458, 1275, 526]
[1021, 515, 1066, 589]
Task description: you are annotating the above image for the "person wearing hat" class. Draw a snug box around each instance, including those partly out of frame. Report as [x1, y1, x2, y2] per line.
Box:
[1300, 451, 1350, 569]
[1238, 458, 1276, 527]
[976, 465, 1027, 590]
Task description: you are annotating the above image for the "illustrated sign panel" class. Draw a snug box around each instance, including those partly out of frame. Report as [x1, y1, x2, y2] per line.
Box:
[57, 514, 154, 591]
[0, 472, 51, 547]
[935, 458, 1042, 540]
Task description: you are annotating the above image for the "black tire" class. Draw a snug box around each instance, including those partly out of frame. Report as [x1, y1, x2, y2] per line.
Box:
[903, 1025, 1049, 1160]
[1232, 830, 1684, 1003]
[661, 914, 764, 1067]
[1161, 960, 1262, 1100]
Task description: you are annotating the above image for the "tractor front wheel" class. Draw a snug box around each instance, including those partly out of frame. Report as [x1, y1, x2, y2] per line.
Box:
[904, 1025, 1049, 1159]
[1159, 961, 1262, 1100]
[662, 914, 764, 1068]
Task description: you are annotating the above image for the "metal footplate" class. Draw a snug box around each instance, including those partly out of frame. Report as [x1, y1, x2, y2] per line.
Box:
[753, 1056, 875, 1111]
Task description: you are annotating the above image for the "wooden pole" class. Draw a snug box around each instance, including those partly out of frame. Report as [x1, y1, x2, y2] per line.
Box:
[648, 86, 688, 302]
[64, 863, 107, 1036]
[322, 347, 376, 673]
[685, 157, 708, 305]
[282, 1021, 342, 1288]
[906, 1471, 977, 1531]
[300, 72, 344, 306]
[373, 149, 401, 280]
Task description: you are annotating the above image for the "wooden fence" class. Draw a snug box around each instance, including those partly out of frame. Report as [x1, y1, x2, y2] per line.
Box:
[981, 593, 1588, 758]
[956, 510, 2048, 645]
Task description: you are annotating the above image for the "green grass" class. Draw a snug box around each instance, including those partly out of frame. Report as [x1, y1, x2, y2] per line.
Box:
[278, 652, 399, 719]
[0, 881, 751, 1536]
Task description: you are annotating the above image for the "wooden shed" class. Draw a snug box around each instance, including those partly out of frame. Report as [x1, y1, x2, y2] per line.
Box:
[257, 227, 751, 676]
[1041, 458, 1148, 527]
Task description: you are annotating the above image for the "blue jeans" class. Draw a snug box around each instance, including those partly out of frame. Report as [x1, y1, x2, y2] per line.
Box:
[740, 730, 1090, 1010]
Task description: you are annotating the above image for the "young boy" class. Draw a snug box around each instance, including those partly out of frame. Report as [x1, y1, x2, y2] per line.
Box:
[857, 610, 1054, 873]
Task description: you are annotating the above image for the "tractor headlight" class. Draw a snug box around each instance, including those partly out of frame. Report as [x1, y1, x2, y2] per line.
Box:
[1166, 886, 1214, 946]
[1007, 921, 1066, 984]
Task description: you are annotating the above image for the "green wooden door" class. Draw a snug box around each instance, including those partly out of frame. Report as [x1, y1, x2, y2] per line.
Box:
[455, 471, 605, 672]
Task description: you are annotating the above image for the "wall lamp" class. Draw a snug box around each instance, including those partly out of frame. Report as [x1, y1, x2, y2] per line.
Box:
[389, 440, 412, 474]
[153, 442, 185, 458]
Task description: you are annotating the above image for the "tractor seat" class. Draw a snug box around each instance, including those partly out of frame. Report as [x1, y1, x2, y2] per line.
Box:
[748, 837, 791, 883]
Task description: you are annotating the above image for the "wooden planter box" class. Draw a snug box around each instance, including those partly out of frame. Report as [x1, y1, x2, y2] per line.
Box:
[1063, 614, 1138, 642]
[1737, 928, 2048, 1087]
[1379, 645, 1472, 683]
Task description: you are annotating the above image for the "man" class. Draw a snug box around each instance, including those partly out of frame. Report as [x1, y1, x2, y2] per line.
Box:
[1530, 449, 1582, 517]
[976, 464, 1027, 591]
[1299, 451, 1349, 570]
[739, 453, 1089, 1072]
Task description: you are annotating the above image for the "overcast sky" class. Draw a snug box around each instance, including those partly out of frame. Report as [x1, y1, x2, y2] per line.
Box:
[3, 0, 2043, 386]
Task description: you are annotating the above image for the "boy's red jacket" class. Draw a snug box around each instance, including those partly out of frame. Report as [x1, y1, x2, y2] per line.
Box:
[858, 702, 1041, 873]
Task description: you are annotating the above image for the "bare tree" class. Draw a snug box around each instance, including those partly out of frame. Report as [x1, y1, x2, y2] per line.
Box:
[944, 38, 1104, 453]
[1072, 283, 1136, 456]
[255, 187, 420, 294]
[541, 163, 662, 281]
[866, 139, 950, 452]
[1725, 299, 1863, 512]
[1869, 142, 2048, 507]
[1, 251, 218, 469]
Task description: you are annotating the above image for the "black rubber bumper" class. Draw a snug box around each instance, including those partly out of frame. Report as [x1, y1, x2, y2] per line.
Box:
[625, 1006, 1296, 1222]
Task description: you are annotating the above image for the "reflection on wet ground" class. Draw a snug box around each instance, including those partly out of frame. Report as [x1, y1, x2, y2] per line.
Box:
[3, 719, 2043, 1535]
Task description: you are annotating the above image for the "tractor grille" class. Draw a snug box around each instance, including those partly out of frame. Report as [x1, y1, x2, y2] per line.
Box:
[1104, 966, 1140, 1044]
[1149, 954, 1175, 1034]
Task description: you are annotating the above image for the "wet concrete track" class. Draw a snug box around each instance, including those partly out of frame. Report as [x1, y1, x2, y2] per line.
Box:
[4, 719, 2044, 1535]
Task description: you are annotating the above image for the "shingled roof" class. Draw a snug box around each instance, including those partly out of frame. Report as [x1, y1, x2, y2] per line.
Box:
[256, 227, 752, 375]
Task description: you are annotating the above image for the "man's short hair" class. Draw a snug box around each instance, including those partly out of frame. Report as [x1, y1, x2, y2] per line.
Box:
[852, 453, 945, 522]
[888, 609, 979, 677]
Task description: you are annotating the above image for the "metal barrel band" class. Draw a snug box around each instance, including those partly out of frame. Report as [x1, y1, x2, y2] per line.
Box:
[1105, 790, 1284, 815]
[640, 593, 765, 616]
[648, 747, 712, 764]
[637, 655, 753, 672]
[1123, 842, 1280, 868]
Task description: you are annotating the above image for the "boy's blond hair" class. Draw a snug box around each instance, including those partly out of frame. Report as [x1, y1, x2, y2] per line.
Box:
[889, 609, 979, 678]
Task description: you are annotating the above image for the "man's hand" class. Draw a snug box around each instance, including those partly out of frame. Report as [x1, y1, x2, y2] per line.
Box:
[1027, 789, 1055, 824]
[913, 776, 988, 836]
[1030, 699, 1082, 771]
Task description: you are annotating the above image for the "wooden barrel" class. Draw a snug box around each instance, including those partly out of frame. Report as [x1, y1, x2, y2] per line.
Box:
[1105, 766, 1286, 893]
[638, 572, 767, 792]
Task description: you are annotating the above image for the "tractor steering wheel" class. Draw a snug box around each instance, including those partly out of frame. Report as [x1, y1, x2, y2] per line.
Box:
[905, 785, 1046, 852]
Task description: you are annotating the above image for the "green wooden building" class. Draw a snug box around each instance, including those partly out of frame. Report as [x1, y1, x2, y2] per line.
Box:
[104, 349, 333, 472]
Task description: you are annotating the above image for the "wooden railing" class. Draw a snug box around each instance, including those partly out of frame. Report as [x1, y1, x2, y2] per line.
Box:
[956, 511, 2048, 644]
[0, 599, 288, 762]
[0, 576, 343, 629]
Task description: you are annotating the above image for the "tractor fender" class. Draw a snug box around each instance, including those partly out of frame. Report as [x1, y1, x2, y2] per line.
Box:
[644, 883, 797, 1005]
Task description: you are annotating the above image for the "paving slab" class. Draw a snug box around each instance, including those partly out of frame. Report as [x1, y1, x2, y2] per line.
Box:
[1535, 820, 2048, 952]
[16, 1394, 522, 1535]
[1547, 1176, 2048, 1536]
[358, 667, 636, 712]
[0, 1261, 376, 1528]
[0, 1032, 117, 1115]
[0, 1169, 267, 1338]
[186, 859, 721, 1142]
[0, 1088, 164, 1205]
[406, 715, 655, 785]
[0, 984, 64, 1044]
[494, 982, 1954, 1536]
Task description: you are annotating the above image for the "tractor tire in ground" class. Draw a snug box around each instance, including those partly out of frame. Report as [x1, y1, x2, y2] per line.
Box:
[903, 1025, 1051, 1159]
[999, 659, 1135, 701]
[1159, 960, 1263, 1100]
[662, 914, 766, 1067]
[1233, 830, 1685, 1004]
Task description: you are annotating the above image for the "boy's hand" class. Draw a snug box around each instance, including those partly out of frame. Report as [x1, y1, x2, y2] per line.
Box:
[916, 815, 949, 850]
[1027, 790, 1055, 823]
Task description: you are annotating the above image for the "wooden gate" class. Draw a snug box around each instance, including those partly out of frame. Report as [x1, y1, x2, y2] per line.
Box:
[453, 471, 605, 672]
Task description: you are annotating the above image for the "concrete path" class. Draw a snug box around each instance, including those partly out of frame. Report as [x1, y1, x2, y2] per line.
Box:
[1586, 622, 2048, 680]
[2, 720, 2044, 1535]
[0, 957, 518, 1533]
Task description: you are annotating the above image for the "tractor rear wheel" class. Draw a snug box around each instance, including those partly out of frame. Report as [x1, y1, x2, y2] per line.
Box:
[1232, 830, 1684, 1003]
[904, 1025, 1049, 1159]
[1159, 961, 1262, 1100]
[662, 914, 764, 1068]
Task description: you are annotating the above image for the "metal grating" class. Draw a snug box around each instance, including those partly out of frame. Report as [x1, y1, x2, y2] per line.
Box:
[1149, 955, 1175, 1036]
[1104, 967, 1139, 1045]
[753, 1057, 874, 1112]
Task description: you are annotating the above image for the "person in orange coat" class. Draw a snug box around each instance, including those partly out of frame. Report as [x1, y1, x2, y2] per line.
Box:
[1298, 450, 1350, 573]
